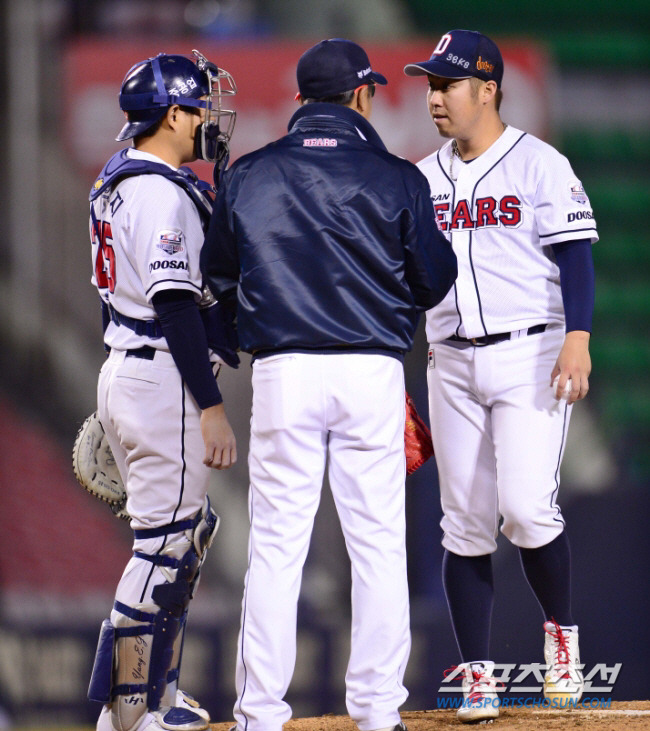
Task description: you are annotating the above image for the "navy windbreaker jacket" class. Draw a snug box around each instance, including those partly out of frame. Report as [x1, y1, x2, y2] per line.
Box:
[201, 103, 457, 357]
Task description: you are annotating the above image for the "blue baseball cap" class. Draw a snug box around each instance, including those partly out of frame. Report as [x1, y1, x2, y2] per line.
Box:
[404, 30, 504, 88]
[296, 38, 387, 99]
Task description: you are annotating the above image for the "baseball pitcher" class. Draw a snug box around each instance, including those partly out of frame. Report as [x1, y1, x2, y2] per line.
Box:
[404, 30, 597, 723]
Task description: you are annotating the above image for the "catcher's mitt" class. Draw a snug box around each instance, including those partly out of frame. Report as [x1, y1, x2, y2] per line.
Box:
[72, 411, 129, 520]
[405, 392, 434, 475]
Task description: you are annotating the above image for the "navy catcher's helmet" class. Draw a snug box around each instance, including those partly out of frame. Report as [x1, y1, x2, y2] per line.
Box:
[117, 50, 236, 165]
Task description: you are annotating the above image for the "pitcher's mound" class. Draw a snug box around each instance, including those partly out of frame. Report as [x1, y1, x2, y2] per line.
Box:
[210, 701, 650, 730]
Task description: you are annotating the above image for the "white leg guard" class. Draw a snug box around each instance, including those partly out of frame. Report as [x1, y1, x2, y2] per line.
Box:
[88, 499, 219, 731]
[112, 601, 172, 731]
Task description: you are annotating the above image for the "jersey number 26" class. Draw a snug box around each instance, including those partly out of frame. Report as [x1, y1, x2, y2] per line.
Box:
[92, 219, 116, 293]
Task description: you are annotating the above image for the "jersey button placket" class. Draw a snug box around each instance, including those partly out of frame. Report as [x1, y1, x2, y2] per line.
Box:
[452, 172, 482, 337]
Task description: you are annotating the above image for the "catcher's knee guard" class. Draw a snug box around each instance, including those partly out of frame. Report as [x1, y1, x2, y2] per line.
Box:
[88, 498, 219, 731]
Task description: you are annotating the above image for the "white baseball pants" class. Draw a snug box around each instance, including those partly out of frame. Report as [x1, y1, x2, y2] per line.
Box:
[427, 327, 572, 555]
[97, 348, 210, 604]
[234, 352, 411, 731]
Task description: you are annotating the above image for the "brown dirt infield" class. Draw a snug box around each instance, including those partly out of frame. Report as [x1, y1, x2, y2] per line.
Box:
[209, 701, 650, 730]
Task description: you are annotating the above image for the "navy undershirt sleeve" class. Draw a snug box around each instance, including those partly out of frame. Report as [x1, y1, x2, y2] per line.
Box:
[101, 299, 110, 334]
[152, 289, 222, 409]
[101, 299, 111, 353]
[552, 239, 595, 333]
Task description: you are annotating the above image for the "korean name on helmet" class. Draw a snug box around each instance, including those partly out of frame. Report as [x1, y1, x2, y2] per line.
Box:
[116, 49, 236, 166]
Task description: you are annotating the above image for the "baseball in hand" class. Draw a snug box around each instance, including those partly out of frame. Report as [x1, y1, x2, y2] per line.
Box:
[552, 375, 572, 400]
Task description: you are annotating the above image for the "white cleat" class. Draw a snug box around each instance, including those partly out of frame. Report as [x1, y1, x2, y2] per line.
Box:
[97, 694, 209, 731]
[96, 705, 168, 731]
[175, 690, 210, 723]
[153, 704, 209, 731]
[543, 619, 584, 704]
[456, 661, 500, 723]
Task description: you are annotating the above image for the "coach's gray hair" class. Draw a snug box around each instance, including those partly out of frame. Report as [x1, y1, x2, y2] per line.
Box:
[301, 89, 356, 106]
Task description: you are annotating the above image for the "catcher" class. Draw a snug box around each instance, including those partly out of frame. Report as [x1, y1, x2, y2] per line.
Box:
[80, 50, 238, 731]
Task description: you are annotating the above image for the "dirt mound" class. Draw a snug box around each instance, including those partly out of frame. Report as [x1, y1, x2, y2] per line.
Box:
[210, 701, 650, 730]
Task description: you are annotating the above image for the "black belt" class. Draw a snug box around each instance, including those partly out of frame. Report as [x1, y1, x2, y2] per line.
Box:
[446, 323, 547, 347]
[109, 306, 163, 339]
[125, 346, 157, 360]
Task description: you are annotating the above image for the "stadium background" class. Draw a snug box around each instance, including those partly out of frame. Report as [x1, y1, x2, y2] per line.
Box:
[0, 0, 648, 728]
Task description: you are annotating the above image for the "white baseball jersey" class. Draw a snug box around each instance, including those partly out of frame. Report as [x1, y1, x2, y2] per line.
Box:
[90, 148, 205, 351]
[417, 126, 598, 343]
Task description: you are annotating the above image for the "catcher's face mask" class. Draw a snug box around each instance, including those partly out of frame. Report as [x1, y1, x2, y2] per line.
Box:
[191, 49, 237, 167]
